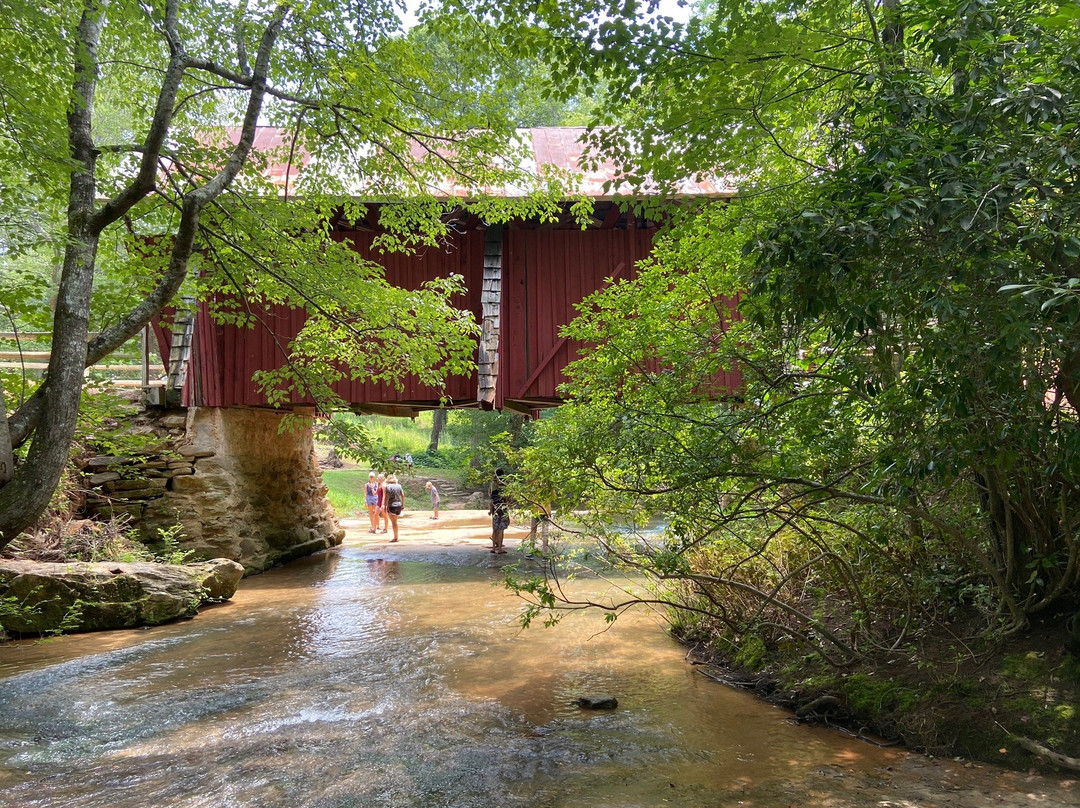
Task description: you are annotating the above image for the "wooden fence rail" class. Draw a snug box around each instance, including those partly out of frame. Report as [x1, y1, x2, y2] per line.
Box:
[0, 327, 167, 390]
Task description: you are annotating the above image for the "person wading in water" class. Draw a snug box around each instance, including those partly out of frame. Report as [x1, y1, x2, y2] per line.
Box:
[489, 469, 510, 554]
[384, 474, 405, 543]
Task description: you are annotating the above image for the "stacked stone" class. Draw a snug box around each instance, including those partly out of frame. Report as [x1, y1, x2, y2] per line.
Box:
[79, 409, 209, 523]
[75, 405, 343, 574]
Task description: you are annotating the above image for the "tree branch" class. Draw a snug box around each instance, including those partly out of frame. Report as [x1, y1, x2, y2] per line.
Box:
[91, 0, 187, 233]
[6, 3, 291, 451]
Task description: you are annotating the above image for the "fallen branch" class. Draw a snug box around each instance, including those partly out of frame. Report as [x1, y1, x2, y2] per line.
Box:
[833, 724, 901, 748]
[998, 722, 1080, 771]
[1012, 735, 1080, 771]
[695, 666, 758, 689]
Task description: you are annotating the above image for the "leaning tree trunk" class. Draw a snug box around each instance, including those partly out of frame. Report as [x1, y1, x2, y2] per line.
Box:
[0, 375, 13, 486]
[0, 0, 289, 549]
[0, 1, 104, 544]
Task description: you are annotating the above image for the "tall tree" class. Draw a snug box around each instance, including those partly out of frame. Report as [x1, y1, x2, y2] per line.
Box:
[503, 0, 1080, 651]
[427, 408, 448, 453]
[0, 0, 572, 547]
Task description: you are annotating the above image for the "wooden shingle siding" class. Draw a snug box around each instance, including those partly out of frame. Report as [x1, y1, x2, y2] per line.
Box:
[478, 226, 503, 409]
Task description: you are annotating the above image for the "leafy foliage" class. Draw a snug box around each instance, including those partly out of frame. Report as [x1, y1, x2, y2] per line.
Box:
[0, 0, 586, 544]
[510, 0, 1080, 663]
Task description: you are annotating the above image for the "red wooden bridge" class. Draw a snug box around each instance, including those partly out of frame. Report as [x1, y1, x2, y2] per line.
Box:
[152, 128, 739, 416]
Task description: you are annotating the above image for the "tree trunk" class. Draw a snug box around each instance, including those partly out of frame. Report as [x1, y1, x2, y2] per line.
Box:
[882, 0, 904, 54]
[0, 0, 105, 544]
[1057, 346, 1080, 413]
[0, 0, 288, 549]
[0, 375, 13, 486]
[428, 408, 447, 453]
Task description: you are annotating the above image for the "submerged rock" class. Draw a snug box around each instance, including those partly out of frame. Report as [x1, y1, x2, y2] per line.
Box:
[576, 696, 619, 710]
[0, 558, 244, 636]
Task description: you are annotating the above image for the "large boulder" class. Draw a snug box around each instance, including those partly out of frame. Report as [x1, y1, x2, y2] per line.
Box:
[0, 558, 244, 636]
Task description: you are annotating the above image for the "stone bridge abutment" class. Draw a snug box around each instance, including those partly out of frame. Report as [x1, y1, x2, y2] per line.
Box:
[81, 405, 342, 574]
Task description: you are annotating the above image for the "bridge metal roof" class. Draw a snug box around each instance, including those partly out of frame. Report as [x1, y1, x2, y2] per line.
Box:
[226, 126, 735, 200]
[522, 127, 733, 199]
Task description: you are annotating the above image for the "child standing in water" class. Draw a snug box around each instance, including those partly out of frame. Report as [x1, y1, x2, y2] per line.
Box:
[425, 481, 440, 520]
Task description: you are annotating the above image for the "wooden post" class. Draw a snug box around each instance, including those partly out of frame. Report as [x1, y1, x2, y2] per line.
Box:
[0, 375, 13, 486]
[140, 324, 150, 389]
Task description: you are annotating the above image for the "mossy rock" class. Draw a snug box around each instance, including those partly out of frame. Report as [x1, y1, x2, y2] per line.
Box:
[0, 559, 244, 636]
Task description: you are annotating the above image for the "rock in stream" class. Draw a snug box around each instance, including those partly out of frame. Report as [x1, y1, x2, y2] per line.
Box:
[575, 696, 619, 710]
[0, 558, 244, 636]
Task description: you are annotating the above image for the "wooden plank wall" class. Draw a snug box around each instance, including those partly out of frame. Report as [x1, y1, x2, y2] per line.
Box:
[183, 221, 741, 411]
[187, 229, 484, 408]
[501, 226, 655, 406]
[332, 229, 484, 407]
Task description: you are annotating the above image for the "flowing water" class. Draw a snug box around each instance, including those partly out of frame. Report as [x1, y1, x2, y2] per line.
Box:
[0, 539, 1076, 807]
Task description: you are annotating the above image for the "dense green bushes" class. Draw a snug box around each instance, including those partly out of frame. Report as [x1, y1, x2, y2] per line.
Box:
[506, 2, 1080, 708]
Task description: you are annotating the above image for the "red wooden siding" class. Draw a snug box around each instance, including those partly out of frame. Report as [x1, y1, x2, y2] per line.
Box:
[184, 305, 224, 407]
[187, 230, 484, 408]
[149, 313, 172, 368]
[501, 226, 655, 408]
[699, 295, 744, 398]
[182, 221, 741, 411]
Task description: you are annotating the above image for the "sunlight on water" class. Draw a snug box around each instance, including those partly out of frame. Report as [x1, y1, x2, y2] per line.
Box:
[0, 545, 1074, 807]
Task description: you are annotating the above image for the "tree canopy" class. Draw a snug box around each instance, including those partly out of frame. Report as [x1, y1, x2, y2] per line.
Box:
[0, 0, 580, 546]
[507, 0, 1080, 658]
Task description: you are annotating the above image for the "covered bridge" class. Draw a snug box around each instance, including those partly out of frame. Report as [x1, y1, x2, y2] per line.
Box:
[153, 127, 737, 416]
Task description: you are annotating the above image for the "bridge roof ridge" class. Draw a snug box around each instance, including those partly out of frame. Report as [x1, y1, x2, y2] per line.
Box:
[213, 125, 736, 201]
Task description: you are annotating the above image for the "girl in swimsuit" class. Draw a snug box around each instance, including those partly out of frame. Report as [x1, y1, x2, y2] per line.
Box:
[364, 472, 380, 534]
[376, 473, 389, 533]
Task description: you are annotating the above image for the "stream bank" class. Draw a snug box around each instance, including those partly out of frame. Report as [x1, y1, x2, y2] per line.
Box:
[674, 605, 1080, 775]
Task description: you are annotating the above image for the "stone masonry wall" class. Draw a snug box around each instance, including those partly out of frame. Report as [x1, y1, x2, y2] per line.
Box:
[81, 406, 343, 574]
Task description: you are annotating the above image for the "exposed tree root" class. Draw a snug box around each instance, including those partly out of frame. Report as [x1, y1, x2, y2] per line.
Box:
[796, 695, 841, 717]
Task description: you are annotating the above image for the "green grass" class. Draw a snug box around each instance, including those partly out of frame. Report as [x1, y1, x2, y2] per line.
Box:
[355, 412, 434, 456]
[323, 470, 369, 517]
[322, 466, 474, 517]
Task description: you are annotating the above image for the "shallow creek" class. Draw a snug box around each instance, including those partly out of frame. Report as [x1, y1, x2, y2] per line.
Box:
[0, 537, 1076, 807]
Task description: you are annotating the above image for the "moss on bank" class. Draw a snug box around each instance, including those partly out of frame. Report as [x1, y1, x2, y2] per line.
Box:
[676, 610, 1080, 774]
